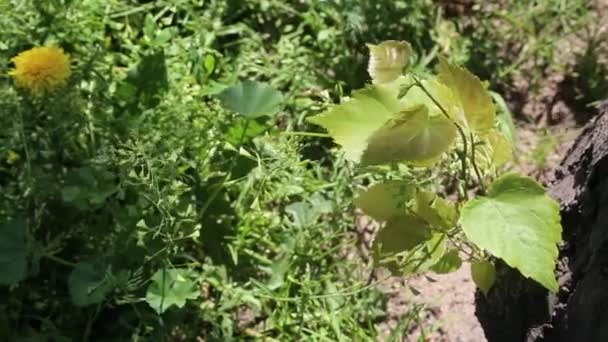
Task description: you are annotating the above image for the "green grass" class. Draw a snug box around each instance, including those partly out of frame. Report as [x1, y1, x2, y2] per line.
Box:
[0, 0, 596, 340]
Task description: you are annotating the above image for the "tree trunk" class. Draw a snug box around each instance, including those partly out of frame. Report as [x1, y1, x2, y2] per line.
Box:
[476, 104, 608, 342]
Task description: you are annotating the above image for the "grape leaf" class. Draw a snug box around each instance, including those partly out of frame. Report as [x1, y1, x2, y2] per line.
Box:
[471, 260, 496, 296]
[218, 80, 283, 118]
[146, 268, 200, 314]
[361, 105, 457, 165]
[0, 218, 28, 286]
[437, 56, 496, 133]
[459, 174, 562, 292]
[354, 182, 414, 221]
[431, 250, 462, 274]
[308, 83, 400, 162]
[367, 40, 412, 83]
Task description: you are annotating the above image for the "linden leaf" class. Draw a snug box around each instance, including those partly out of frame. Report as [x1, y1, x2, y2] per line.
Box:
[486, 130, 513, 167]
[307, 83, 400, 162]
[218, 80, 283, 118]
[437, 56, 496, 133]
[401, 233, 447, 274]
[361, 106, 457, 166]
[354, 182, 414, 222]
[471, 260, 496, 296]
[414, 191, 458, 230]
[367, 40, 412, 84]
[374, 214, 433, 255]
[460, 174, 562, 292]
[431, 250, 462, 274]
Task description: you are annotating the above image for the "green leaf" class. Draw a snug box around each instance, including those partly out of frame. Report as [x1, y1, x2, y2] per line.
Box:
[459, 174, 562, 292]
[69, 260, 114, 307]
[0, 218, 28, 286]
[471, 260, 496, 296]
[486, 130, 513, 167]
[361, 105, 457, 165]
[431, 250, 462, 274]
[217, 80, 283, 118]
[437, 56, 496, 133]
[374, 214, 432, 255]
[414, 191, 458, 230]
[367, 40, 412, 83]
[145, 268, 200, 314]
[491, 91, 517, 144]
[401, 233, 447, 274]
[308, 83, 400, 162]
[354, 182, 414, 222]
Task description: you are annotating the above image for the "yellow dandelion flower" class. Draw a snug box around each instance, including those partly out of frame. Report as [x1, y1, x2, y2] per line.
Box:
[9, 46, 72, 96]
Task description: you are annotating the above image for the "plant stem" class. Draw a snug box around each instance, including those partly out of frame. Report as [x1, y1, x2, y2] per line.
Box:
[45, 254, 77, 267]
[470, 133, 486, 194]
[199, 119, 251, 219]
[411, 75, 469, 200]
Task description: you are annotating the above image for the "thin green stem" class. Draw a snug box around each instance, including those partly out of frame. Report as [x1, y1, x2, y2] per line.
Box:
[470, 133, 486, 194]
[45, 254, 77, 267]
[281, 131, 331, 138]
[411, 75, 469, 200]
[199, 119, 251, 219]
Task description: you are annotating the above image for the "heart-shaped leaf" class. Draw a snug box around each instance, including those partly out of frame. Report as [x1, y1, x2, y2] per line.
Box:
[145, 268, 200, 314]
[367, 40, 412, 84]
[459, 173, 562, 291]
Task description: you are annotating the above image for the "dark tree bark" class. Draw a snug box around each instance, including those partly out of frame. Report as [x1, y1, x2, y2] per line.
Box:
[476, 105, 608, 342]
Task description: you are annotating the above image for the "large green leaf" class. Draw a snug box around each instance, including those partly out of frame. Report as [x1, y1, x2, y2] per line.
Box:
[367, 40, 412, 83]
[361, 106, 457, 165]
[145, 268, 200, 314]
[459, 174, 562, 291]
[354, 181, 414, 222]
[437, 57, 496, 133]
[431, 250, 462, 274]
[218, 80, 283, 118]
[0, 218, 28, 286]
[308, 83, 400, 162]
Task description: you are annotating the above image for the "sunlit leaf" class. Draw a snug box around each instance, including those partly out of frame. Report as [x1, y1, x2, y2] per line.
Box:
[437, 56, 496, 133]
[367, 40, 412, 83]
[361, 105, 457, 165]
[218, 80, 283, 118]
[471, 260, 496, 296]
[308, 83, 400, 162]
[354, 182, 414, 222]
[145, 268, 200, 314]
[460, 174, 561, 292]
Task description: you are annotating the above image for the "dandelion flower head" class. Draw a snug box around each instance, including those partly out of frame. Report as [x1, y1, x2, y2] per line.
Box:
[9, 46, 71, 96]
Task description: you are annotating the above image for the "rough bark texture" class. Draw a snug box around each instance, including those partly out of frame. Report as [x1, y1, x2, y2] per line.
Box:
[476, 105, 608, 342]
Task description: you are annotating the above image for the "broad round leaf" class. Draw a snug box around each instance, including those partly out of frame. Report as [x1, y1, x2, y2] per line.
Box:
[437, 56, 496, 133]
[145, 268, 200, 314]
[218, 80, 283, 118]
[471, 260, 496, 296]
[354, 182, 414, 222]
[0, 218, 28, 286]
[367, 40, 412, 84]
[361, 106, 457, 165]
[459, 174, 562, 292]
